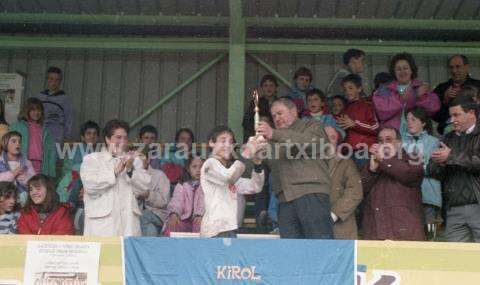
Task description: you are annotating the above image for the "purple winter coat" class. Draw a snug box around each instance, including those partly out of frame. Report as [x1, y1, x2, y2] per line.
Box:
[373, 80, 440, 130]
[166, 181, 204, 221]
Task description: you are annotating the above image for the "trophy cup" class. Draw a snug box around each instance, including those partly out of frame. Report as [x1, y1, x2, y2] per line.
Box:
[252, 89, 263, 139]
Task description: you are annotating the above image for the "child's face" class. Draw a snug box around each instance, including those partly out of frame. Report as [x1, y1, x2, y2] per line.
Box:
[0, 195, 16, 213]
[342, 82, 362, 102]
[177, 131, 193, 151]
[261, 80, 277, 98]
[188, 157, 204, 180]
[307, 94, 325, 114]
[406, 112, 425, 135]
[47, 72, 62, 92]
[348, 56, 365, 74]
[140, 132, 156, 146]
[82, 128, 99, 145]
[106, 128, 128, 155]
[30, 183, 47, 205]
[331, 98, 345, 115]
[28, 107, 42, 122]
[209, 132, 234, 161]
[7, 136, 21, 156]
[295, 75, 311, 90]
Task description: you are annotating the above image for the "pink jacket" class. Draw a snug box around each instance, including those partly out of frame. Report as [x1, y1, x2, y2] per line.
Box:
[167, 181, 204, 221]
[373, 80, 440, 130]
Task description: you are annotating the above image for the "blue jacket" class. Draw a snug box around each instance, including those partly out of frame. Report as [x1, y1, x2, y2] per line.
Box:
[36, 89, 73, 144]
[402, 131, 442, 207]
[303, 113, 346, 140]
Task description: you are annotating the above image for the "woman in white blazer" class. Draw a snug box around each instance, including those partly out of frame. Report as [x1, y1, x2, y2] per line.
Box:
[80, 119, 151, 237]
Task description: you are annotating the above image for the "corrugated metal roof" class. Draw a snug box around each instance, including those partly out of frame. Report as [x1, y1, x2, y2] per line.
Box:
[1, 0, 480, 19]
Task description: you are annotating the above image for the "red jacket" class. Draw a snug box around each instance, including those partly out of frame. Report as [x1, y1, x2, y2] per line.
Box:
[342, 98, 379, 149]
[18, 203, 74, 235]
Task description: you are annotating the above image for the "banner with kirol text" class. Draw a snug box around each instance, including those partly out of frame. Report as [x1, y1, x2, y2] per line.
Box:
[124, 237, 355, 285]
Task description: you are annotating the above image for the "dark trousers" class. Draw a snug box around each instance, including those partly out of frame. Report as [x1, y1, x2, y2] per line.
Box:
[278, 193, 333, 239]
[214, 230, 237, 238]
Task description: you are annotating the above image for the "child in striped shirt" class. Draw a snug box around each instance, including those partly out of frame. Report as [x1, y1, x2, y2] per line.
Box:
[0, 181, 20, 234]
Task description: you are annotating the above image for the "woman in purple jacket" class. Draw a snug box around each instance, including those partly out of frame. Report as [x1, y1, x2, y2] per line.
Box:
[373, 53, 440, 132]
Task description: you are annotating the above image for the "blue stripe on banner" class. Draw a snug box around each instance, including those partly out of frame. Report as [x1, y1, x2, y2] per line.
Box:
[124, 237, 354, 285]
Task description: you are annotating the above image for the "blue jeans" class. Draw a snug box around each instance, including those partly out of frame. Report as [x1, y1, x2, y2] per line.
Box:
[278, 193, 333, 239]
[140, 209, 164, 237]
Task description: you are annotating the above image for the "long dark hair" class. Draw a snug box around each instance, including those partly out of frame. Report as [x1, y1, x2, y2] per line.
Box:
[24, 174, 60, 213]
[180, 153, 204, 183]
[0, 181, 19, 212]
[406, 107, 433, 135]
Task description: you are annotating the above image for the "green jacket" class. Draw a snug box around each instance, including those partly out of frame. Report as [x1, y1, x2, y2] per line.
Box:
[266, 119, 331, 202]
[10, 120, 57, 178]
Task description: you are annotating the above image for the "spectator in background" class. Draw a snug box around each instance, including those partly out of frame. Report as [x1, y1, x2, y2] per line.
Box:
[163, 155, 204, 236]
[402, 108, 442, 238]
[302, 88, 346, 140]
[17, 174, 74, 235]
[242, 74, 278, 142]
[286, 67, 315, 114]
[35, 66, 73, 144]
[372, 72, 394, 96]
[61, 120, 100, 176]
[138, 125, 161, 170]
[0, 99, 9, 141]
[459, 85, 480, 104]
[56, 121, 100, 235]
[373, 52, 440, 133]
[362, 127, 425, 241]
[429, 96, 480, 242]
[326, 49, 366, 99]
[10, 98, 57, 178]
[337, 74, 379, 168]
[137, 148, 171, 237]
[433, 55, 480, 134]
[331, 95, 347, 118]
[0, 182, 20, 234]
[160, 128, 194, 185]
[324, 126, 363, 240]
[0, 131, 36, 206]
[80, 119, 151, 237]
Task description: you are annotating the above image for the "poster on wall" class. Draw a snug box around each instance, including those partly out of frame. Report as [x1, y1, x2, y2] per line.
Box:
[23, 241, 101, 285]
[0, 73, 24, 125]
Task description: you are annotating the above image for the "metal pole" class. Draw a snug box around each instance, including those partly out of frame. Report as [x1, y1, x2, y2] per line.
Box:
[245, 17, 480, 31]
[130, 53, 226, 128]
[0, 36, 227, 52]
[248, 54, 292, 89]
[0, 13, 229, 26]
[228, 0, 246, 140]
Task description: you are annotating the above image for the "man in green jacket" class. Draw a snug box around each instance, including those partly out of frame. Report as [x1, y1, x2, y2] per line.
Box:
[257, 97, 333, 239]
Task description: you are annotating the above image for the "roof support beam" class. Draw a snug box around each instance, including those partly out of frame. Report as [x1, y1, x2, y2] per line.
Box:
[1, 13, 480, 32]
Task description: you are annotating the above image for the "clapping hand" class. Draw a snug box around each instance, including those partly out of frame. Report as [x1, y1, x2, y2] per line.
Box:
[337, 114, 356, 129]
[431, 142, 451, 165]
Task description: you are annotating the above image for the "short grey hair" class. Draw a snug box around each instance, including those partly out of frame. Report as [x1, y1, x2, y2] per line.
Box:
[271, 96, 297, 110]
